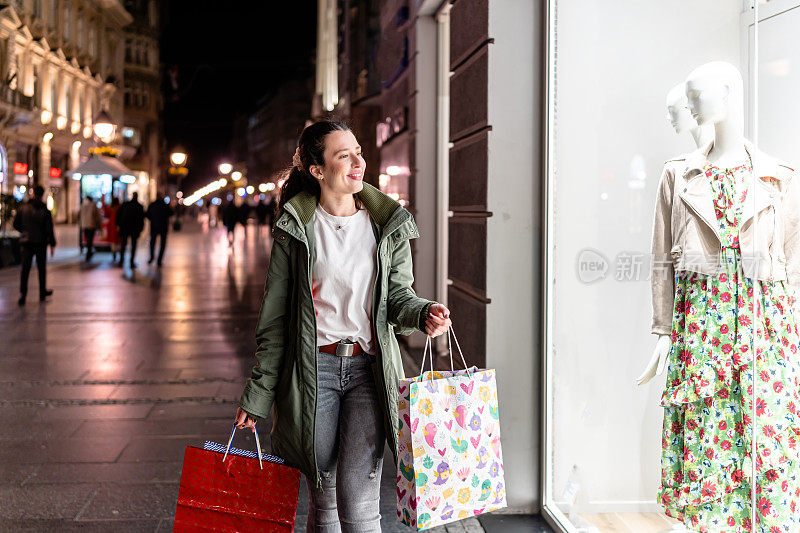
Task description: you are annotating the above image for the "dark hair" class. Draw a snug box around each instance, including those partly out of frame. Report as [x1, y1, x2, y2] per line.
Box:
[33, 185, 45, 199]
[278, 120, 363, 214]
[111, 197, 120, 207]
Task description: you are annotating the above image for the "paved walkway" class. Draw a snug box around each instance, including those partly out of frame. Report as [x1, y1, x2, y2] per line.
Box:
[0, 221, 495, 532]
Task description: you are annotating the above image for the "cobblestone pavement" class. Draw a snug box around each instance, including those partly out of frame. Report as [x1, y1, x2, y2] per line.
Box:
[0, 221, 491, 532]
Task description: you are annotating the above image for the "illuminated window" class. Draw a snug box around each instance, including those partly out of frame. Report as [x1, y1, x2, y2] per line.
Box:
[49, 0, 56, 30]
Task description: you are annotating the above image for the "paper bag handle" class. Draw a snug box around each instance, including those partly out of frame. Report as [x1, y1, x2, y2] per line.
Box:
[223, 423, 263, 470]
[420, 325, 472, 379]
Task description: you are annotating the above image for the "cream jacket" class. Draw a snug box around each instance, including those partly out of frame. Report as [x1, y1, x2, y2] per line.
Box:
[650, 141, 800, 335]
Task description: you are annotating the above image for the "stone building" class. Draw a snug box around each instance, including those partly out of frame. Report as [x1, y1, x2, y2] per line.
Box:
[119, 0, 161, 198]
[0, 0, 131, 223]
[315, 0, 539, 514]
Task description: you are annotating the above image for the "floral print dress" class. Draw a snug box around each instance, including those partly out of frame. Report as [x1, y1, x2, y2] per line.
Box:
[659, 161, 800, 532]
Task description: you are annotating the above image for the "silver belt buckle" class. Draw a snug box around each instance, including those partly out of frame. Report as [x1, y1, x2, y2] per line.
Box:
[335, 340, 356, 357]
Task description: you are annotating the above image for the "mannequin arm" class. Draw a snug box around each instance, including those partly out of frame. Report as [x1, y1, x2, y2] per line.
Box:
[636, 334, 671, 386]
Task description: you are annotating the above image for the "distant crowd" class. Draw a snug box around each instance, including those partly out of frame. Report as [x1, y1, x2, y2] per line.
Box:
[12, 189, 279, 306]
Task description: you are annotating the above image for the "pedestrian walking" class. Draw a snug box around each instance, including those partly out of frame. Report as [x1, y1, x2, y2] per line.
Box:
[221, 201, 238, 247]
[255, 198, 269, 232]
[104, 197, 121, 263]
[233, 120, 452, 531]
[79, 196, 102, 261]
[145, 195, 174, 267]
[13, 185, 55, 306]
[115, 192, 145, 269]
[264, 195, 276, 228]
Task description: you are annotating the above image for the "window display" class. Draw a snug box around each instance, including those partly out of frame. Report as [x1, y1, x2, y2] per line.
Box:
[647, 61, 800, 532]
[542, 2, 800, 532]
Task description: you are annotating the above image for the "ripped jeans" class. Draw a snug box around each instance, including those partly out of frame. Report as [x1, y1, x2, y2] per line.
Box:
[308, 350, 385, 533]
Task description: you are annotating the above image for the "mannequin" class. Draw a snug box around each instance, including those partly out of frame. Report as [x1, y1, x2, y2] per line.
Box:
[640, 61, 800, 531]
[665, 83, 713, 149]
[637, 62, 748, 387]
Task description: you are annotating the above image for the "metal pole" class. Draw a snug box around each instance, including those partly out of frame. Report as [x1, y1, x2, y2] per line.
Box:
[751, 1, 759, 528]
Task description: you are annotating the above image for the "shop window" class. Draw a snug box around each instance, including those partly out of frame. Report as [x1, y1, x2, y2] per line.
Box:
[542, 2, 800, 532]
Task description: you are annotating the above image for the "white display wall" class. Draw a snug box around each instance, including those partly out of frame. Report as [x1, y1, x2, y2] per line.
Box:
[544, 0, 747, 528]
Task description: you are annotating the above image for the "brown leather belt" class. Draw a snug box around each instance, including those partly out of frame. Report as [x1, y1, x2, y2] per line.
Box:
[319, 341, 364, 357]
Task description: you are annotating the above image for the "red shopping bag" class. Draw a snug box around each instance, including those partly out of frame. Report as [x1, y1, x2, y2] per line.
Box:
[174, 426, 301, 532]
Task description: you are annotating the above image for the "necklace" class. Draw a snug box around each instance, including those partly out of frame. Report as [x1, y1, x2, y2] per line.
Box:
[317, 205, 357, 231]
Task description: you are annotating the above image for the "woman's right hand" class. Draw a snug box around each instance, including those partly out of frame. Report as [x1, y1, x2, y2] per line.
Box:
[234, 407, 258, 431]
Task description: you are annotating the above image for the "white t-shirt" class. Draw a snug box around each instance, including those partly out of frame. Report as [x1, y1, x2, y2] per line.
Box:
[313, 204, 377, 354]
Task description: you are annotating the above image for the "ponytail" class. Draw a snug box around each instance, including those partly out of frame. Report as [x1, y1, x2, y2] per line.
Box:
[277, 166, 321, 214]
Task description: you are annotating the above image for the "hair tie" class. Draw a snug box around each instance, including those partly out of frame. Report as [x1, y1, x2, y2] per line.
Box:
[293, 147, 303, 170]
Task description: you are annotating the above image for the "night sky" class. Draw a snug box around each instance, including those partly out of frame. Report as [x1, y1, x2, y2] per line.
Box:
[160, 1, 317, 192]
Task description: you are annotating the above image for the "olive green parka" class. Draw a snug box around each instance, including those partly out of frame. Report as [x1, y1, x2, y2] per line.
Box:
[238, 182, 436, 488]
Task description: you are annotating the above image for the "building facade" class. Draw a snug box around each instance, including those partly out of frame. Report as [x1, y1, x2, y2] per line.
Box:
[315, 0, 540, 514]
[0, 0, 131, 224]
[247, 78, 312, 184]
[120, 0, 161, 200]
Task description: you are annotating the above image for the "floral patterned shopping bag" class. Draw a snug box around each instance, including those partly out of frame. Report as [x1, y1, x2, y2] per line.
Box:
[396, 327, 506, 530]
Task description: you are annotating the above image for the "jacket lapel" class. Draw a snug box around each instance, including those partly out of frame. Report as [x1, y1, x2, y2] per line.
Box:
[678, 140, 778, 239]
[678, 141, 720, 238]
[740, 142, 779, 227]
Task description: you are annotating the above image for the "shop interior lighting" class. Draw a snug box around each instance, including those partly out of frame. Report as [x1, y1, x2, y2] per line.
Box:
[120, 175, 136, 184]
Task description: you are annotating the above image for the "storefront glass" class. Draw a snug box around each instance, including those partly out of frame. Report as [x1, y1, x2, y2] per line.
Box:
[542, 2, 800, 532]
[81, 174, 113, 201]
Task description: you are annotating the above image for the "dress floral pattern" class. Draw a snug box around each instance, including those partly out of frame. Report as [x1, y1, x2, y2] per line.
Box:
[659, 161, 800, 532]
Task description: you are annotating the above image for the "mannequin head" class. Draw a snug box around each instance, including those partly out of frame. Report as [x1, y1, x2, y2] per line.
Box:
[685, 61, 744, 128]
[666, 83, 697, 134]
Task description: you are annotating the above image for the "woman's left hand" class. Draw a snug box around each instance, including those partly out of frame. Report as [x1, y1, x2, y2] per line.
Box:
[425, 303, 452, 338]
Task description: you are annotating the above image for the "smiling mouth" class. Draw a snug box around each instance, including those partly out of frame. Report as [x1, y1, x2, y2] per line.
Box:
[348, 172, 363, 180]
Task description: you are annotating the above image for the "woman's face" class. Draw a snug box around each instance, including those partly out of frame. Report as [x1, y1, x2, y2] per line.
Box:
[312, 130, 365, 196]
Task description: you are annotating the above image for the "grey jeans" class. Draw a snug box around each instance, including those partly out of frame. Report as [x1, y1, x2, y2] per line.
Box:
[307, 350, 385, 533]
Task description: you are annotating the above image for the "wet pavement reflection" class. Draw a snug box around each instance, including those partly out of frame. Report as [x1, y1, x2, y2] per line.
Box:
[0, 222, 272, 530]
[0, 221, 460, 532]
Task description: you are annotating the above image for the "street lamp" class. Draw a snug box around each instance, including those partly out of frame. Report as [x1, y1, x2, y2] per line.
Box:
[93, 110, 115, 142]
[218, 162, 232, 175]
[170, 149, 187, 167]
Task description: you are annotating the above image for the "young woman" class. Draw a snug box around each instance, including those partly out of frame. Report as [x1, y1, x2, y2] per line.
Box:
[234, 120, 451, 531]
